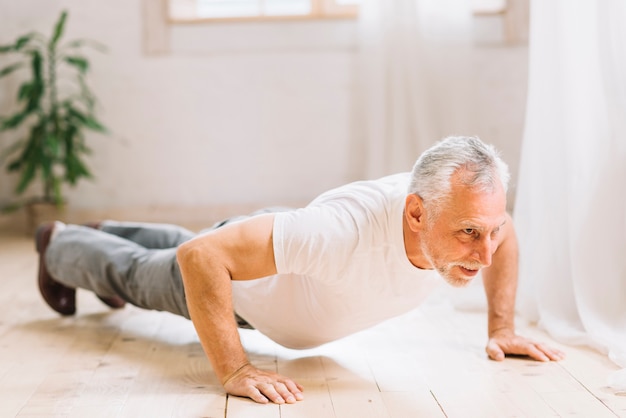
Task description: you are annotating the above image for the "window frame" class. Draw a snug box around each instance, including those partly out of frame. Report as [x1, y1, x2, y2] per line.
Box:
[168, 0, 359, 24]
[143, 0, 528, 55]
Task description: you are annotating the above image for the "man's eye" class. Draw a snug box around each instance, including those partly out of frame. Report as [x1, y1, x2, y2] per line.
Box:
[463, 229, 474, 235]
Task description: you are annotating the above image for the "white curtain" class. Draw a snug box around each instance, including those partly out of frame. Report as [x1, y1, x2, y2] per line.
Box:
[351, 0, 473, 179]
[515, 0, 626, 389]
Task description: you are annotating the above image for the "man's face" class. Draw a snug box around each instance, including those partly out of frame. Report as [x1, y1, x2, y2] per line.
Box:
[419, 179, 507, 288]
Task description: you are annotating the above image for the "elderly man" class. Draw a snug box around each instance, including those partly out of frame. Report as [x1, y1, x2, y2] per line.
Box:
[36, 136, 564, 405]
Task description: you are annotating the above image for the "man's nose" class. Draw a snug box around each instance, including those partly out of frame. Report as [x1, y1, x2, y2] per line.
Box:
[473, 237, 494, 266]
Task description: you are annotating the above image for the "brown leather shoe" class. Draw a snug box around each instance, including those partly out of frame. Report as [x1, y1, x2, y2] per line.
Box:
[81, 221, 127, 310]
[35, 222, 76, 316]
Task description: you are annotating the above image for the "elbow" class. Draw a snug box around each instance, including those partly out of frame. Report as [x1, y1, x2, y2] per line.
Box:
[176, 240, 202, 283]
[176, 238, 226, 284]
[176, 239, 194, 263]
[176, 240, 191, 266]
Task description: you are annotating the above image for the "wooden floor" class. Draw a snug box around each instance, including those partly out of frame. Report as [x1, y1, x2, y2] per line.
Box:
[1, 232, 625, 418]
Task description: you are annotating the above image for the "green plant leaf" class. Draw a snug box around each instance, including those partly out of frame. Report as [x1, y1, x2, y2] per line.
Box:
[64, 56, 89, 73]
[63, 124, 76, 154]
[63, 76, 97, 112]
[65, 153, 92, 184]
[44, 134, 61, 159]
[83, 115, 107, 133]
[18, 80, 41, 102]
[0, 139, 25, 162]
[0, 111, 28, 131]
[50, 11, 68, 48]
[14, 33, 36, 51]
[77, 77, 96, 111]
[0, 32, 39, 53]
[65, 39, 108, 53]
[17, 81, 34, 101]
[18, 79, 44, 111]
[10, 126, 41, 179]
[0, 62, 25, 78]
[66, 106, 107, 133]
[15, 159, 37, 195]
[65, 105, 86, 123]
[62, 123, 93, 185]
[30, 50, 43, 85]
[7, 158, 22, 172]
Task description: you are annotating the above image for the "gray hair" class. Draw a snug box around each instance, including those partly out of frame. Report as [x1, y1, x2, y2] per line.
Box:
[408, 136, 510, 216]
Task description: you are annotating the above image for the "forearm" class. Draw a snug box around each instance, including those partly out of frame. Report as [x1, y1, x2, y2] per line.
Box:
[177, 244, 249, 383]
[481, 217, 564, 363]
[482, 214, 518, 336]
[175, 215, 302, 404]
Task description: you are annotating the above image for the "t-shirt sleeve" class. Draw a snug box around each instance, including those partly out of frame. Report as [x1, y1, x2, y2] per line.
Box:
[273, 204, 360, 281]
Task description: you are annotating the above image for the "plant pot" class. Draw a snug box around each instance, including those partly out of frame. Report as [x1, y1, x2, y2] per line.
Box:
[24, 200, 67, 236]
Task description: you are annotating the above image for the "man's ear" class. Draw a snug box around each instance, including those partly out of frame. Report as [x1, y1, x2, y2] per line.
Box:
[405, 194, 425, 232]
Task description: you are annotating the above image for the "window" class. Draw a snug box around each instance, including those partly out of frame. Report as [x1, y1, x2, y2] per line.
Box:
[169, 0, 359, 22]
[168, 0, 509, 22]
[144, 0, 526, 54]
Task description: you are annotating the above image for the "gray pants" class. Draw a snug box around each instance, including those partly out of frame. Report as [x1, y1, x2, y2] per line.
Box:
[45, 208, 290, 320]
[46, 221, 196, 318]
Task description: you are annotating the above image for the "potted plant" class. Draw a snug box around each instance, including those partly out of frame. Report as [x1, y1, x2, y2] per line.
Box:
[0, 10, 107, 232]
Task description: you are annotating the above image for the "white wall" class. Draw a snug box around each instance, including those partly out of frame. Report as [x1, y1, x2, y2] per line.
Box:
[0, 0, 527, 224]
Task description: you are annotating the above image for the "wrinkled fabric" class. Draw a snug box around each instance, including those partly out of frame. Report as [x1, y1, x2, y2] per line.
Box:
[515, 0, 626, 391]
[352, 0, 473, 178]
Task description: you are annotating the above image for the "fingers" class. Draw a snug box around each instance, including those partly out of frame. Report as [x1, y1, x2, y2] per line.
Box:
[518, 340, 566, 362]
[533, 342, 566, 362]
[244, 380, 303, 404]
[525, 343, 551, 362]
[486, 336, 566, 363]
[255, 381, 301, 404]
[246, 386, 270, 404]
[223, 366, 304, 404]
[283, 379, 305, 401]
[485, 339, 505, 361]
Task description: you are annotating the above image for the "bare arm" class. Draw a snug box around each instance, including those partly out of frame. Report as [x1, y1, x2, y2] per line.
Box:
[482, 212, 518, 337]
[482, 213, 564, 362]
[176, 214, 303, 404]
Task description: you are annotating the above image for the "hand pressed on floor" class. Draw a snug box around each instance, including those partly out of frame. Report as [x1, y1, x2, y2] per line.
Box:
[223, 363, 304, 404]
[486, 328, 565, 362]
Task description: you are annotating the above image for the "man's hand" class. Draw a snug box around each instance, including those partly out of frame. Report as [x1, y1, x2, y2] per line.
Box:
[223, 363, 304, 404]
[485, 328, 565, 362]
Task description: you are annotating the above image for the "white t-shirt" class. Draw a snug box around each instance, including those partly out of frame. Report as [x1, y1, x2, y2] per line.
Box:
[231, 173, 441, 349]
